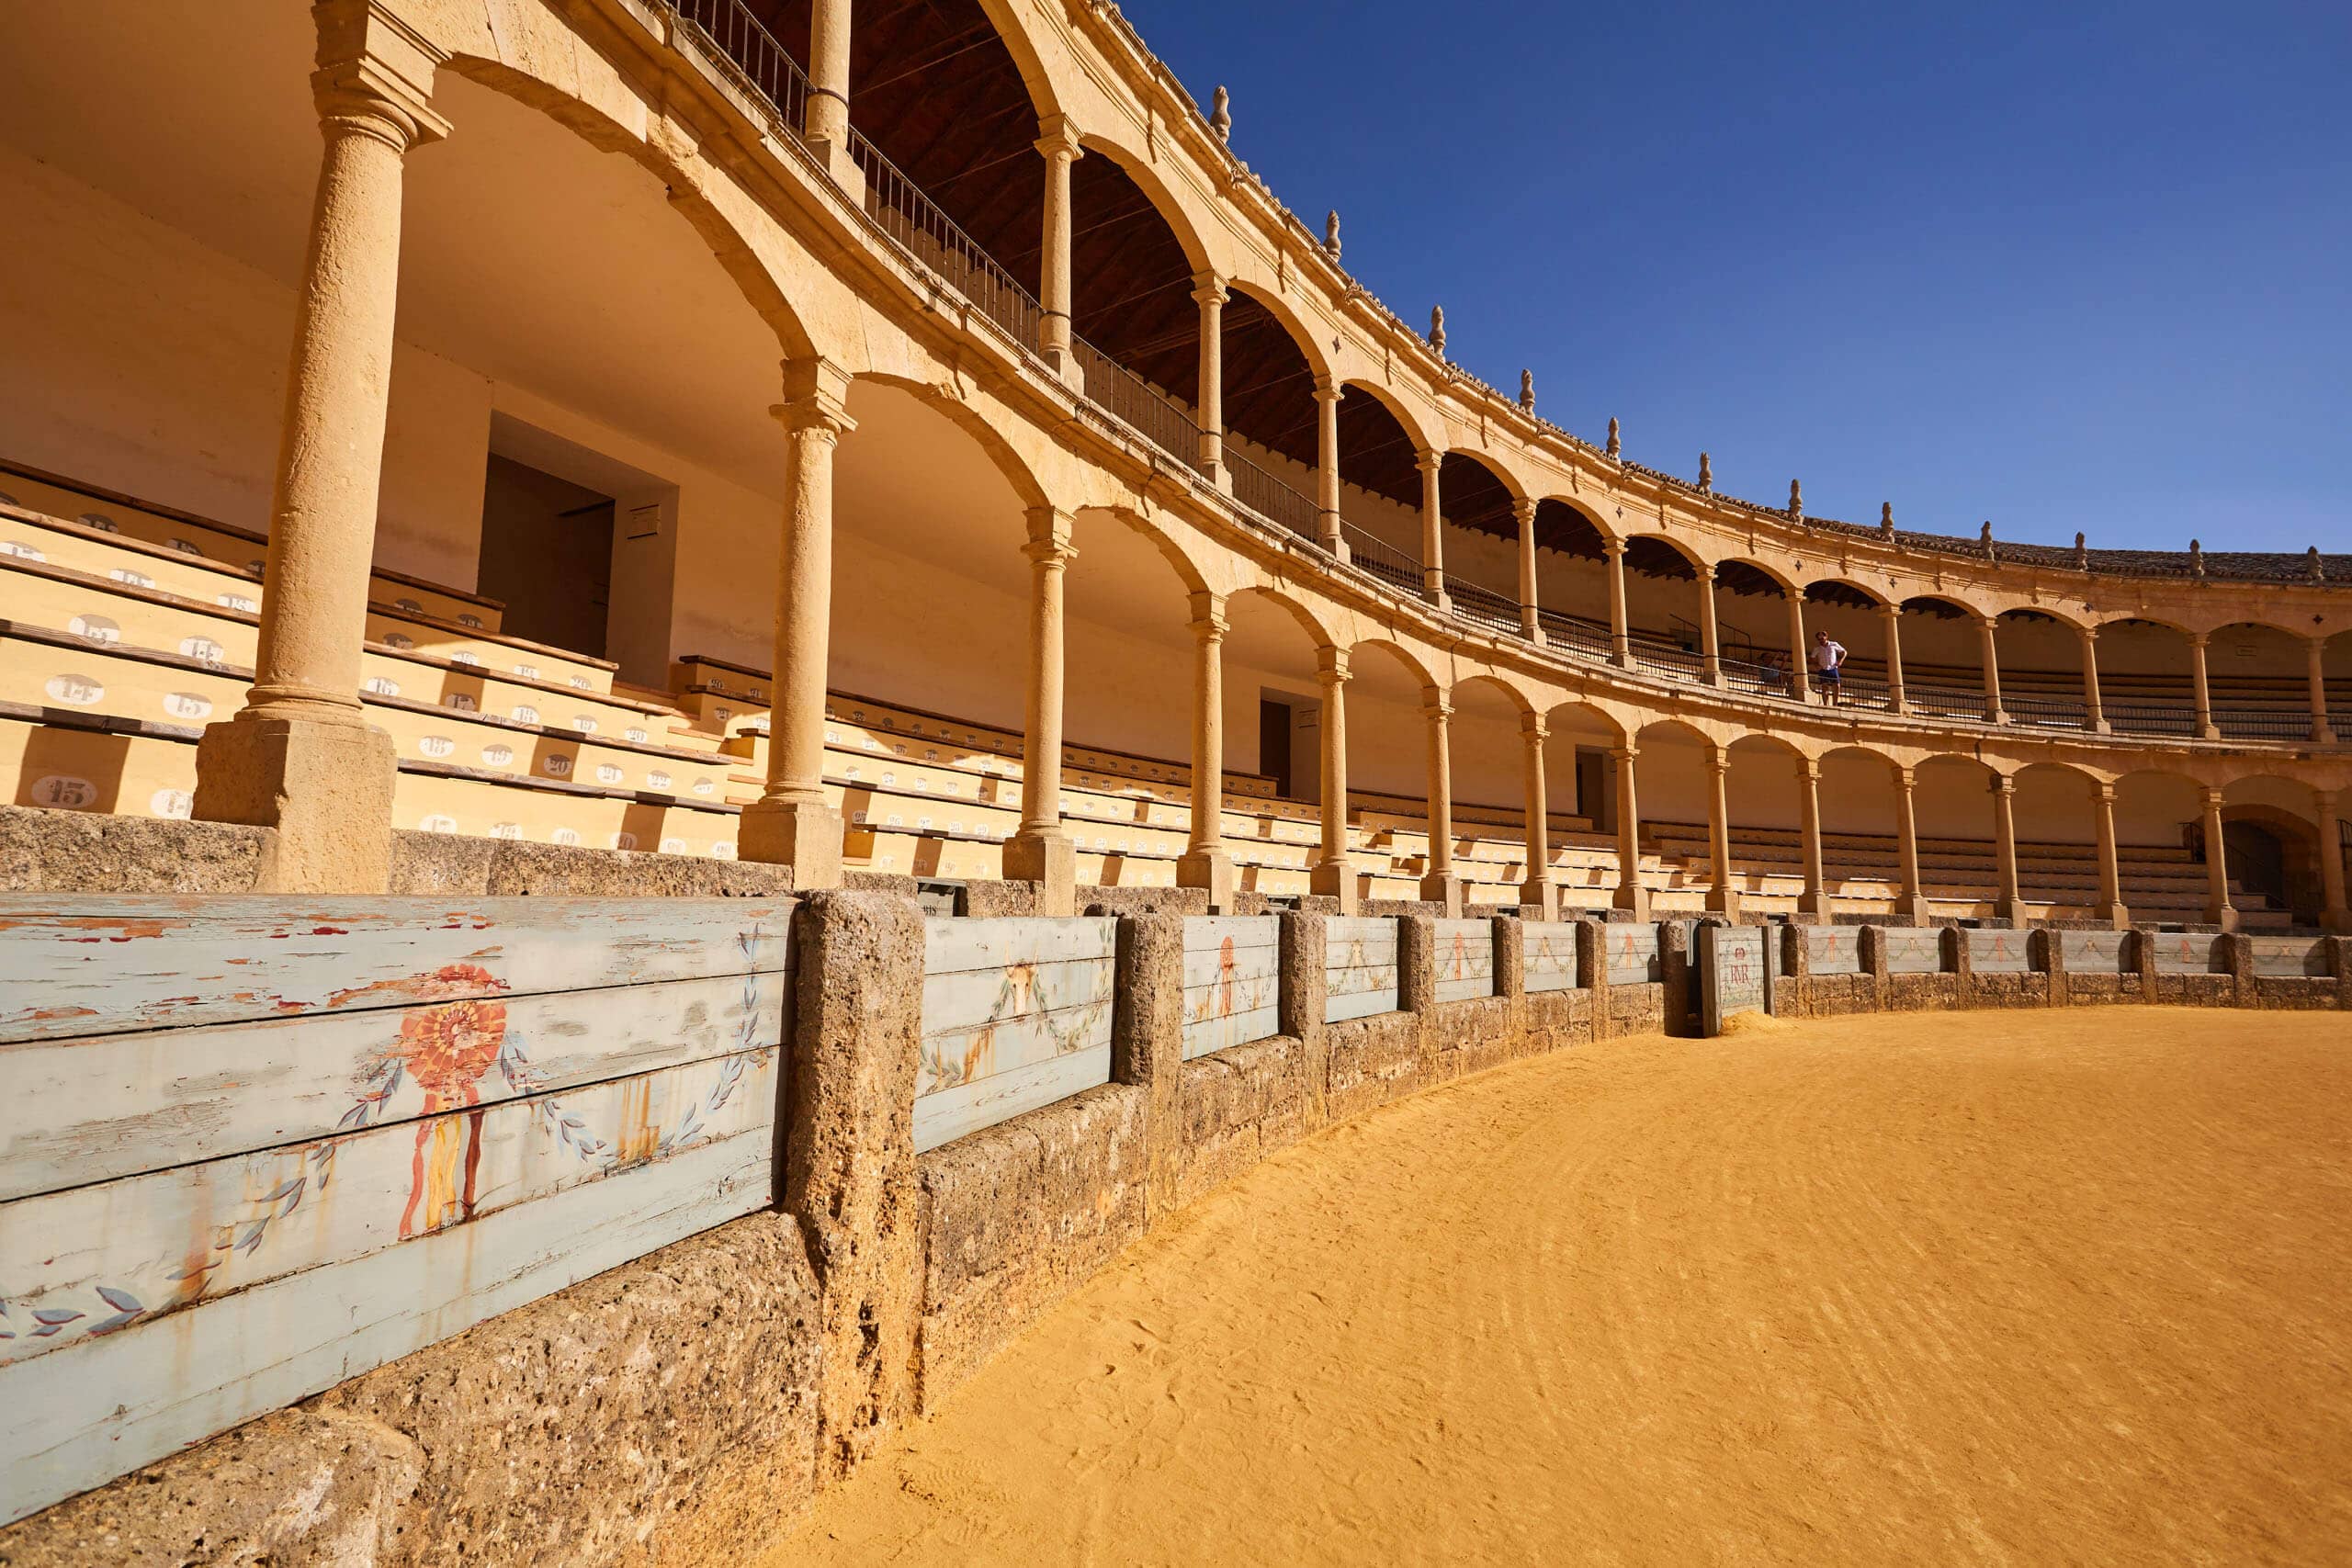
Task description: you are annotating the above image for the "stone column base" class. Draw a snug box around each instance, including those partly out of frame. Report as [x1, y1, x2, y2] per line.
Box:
[1703, 887, 1743, 919]
[1308, 858, 1359, 914]
[192, 712, 396, 893]
[2324, 908, 2352, 934]
[1888, 893, 1930, 925]
[1004, 829, 1077, 915]
[1519, 877, 1557, 920]
[2094, 901, 2132, 931]
[738, 796, 842, 889]
[1174, 846, 1234, 911]
[1610, 883, 1651, 921]
[1419, 871, 1463, 916]
[803, 133, 866, 205]
[2209, 905, 2242, 932]
[1793, 891, 1828, 920]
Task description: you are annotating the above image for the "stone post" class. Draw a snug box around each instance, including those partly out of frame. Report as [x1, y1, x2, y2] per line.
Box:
[1610, 743, 1650, 919]
[1703, 742, 1738, 917]
[1696, 565, 1723, 685]
[1520, 715, 1555, 916]
[2046, 922, 2072, 1009]
[1418, 690, 1461, 913]
[803, 0, 862, 196]
[2080, 626, 2109, 733]
[1417, 451, 1447, 607]
[1035, 118, 1083, 385]
[2222, 931, 2255, 1009]
[1576, 915, 1612, 1039]
[1279, 911, 1330, 1118]
[1859, 922, 1891, 1012]
[2129, 925, 2158, 997]
[1398, 912, 1437, 1015]
[1193, 273, 1227, 487]
[1175, 591, 1233, 908]
[1990, 772, 2021, 923]
[2200, 787, 2237, 931]
[1307, 646, 1356, 911]
[1978, 615, 2008, 723]
[191, 2, 450, 894]
[1795, 754, 1827, 919]
[741, 358, 855, 886]
[1603, 537, 1632, 667]
[1314, 377, 1345, 559]
[1892, 764, 1926, 923]
[784, 892, 926, 1479]
[1880, 601, 1907, 713]
[2308, 637, 2336, 744]
[2317, 787, 2349, 934]
[1005, 508, 1077, 913]
[2092, 781, 2130, 929]
[1513, 497, 1544, 642]
[1950, 918, 1976, 1009]
[1111, 912, 1186, 1221]
[2329, 934, 2352, 1012]
[2188, 632, 2218, 739]
[1785, 590, 1811, 702]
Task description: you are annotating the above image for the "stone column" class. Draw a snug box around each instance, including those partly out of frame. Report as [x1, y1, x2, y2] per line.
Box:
[192, 8, 450, 895]
[1005, 508, 1078, 912]
[1990, 772, 2021, 922]
[2080, 626, 2109, 733]
[1785, 590, 1811, 702]
[1520, 715, 1555, 917]
[2092, 780, 2130, 929]
[2188, 632, 2218, 739]
[1175, 591, 1232, 908]
[741, 359, 857, 886]
[1307, 647, 1356, 911]
[1419, 691, 1460, 913]
[1703, 743, 1738, 917]
[1979, 615, 2008, 723]
[1513, 496, 1544, 642]
[1193, 273, 1227, 487]
[1314, 376, 1345, 558]
[804, 0, 861, 195]
[1610, 744, 1649, 919]
[1417, 450, 1447, 606]
[1795, 755, 1828, 919]
[2200, 787, 2236, 931]
[2309, 637, 2336, 744]
[1035, 118, 1083, 385]
[1696, 565, 1723, 685]
[2316, 786, 2349, 933]
[1880, 601, 1908, 713]
[1603, 537, 1632, 667]
[1892, 764, 1925, 923]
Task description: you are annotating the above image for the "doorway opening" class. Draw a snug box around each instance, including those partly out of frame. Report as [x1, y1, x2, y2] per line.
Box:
[477, 455, 614, 659]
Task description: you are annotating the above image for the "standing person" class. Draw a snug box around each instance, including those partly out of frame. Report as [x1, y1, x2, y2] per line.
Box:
[1812, 629, 1848, 705]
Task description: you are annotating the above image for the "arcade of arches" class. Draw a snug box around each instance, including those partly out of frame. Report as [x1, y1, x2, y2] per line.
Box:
[0, 0, 2346, 934]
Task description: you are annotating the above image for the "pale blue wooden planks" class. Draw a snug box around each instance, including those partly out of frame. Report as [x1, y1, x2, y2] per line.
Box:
[1324, 917, 1399, 1022]
[913, 917, 1115, 1152]
[1182, 916, 1280, 1060]
[1431, 918, 1495, 1003]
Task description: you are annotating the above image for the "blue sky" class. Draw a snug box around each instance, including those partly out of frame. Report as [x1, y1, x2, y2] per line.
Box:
[1119, 0, 2350, 551]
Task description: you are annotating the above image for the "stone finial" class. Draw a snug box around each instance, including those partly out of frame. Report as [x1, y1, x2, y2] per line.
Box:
[1980, 520, 1994, 548]
[1880, 502, 1894, 537]
[1698, 452, 1713, 492]
[1788, 479, 1804, 522]
[1429, 305, 1446, 357]
[2189, 538, 2205, 577]
[1520, 369, 1535, 412]
[2074, 530, 2089, 570]
[1325, 209, 1341, 260]
[1210, 85, 1232, 143]
[1606, 416, 1621, 457]
[2309, 545, 2325, 581]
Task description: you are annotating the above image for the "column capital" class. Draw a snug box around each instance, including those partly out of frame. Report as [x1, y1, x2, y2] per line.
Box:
[1510, 495, 1539, 526]
[1979, 613, 2003, 631]
[1608, 743, 1639, 764]
[1421, 692, 1453, 723]
[1877, 598, 1902, 617]
[1023, 504, 1076, 552]
[1317, 645, 1351, 683]
[1894, 764, 1916, 791]
[1795, 755, 1822, 783]
[1415, 448, 1444, 477]
[1190, 272, 1229, 309]
[312, 0, 453, 149]
[1034, 114, 1085, 161]
[774, 357, 857, 438]
[2188, 629, 2211, 648]
[2079, 622, 2101, 643]
[1705, 744, 1733, 775]
[2090, 780, 2118, 806]
[1696, 558, 1717, 581]
[1187, 588, 1228, 641]
[1601, 535, 1627, 558]
[1989, 772, 2016, 795]
[2201, 784, 2227, 810]
[1313, 376, 1343, 407]
[1521, 713, 1550, 742]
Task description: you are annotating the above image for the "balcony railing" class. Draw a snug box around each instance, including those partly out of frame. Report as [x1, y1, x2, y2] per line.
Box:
[661, 0, 2335, 751]
[1225, 443, 1320, 544]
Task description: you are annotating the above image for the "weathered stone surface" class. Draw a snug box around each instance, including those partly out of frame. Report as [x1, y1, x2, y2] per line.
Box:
[1082, 885, 1209, 916]
[1885, 973, 1962, 1012]
[1112, 913, 1187, 1218]
[0, 1212, 822, 1568]
[1277, 912, 1329, 1118]
[784, 892, 925, 1479]
[1175, 1034, 1320, 1207]
[1325, 1010, 1430, 1122]
[0, 803, 270, 892]
[386, 833, 795, 897]
[1607, 979, 1668, 1036]
[1521, 988, 1590, 1055]
[960, 879, 1042, 918]
[913, 1084, 1148, 1409]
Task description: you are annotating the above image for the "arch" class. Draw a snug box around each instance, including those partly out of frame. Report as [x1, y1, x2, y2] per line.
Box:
[1622, 534, 1703, 580]
[1714, 556, 1802, 597]
[967, 0, 1067, 121]
[1227, 581, 1340, 652]
[1542, 698, 1628, 747]
[1452, 671, 1537, 716]
[1226, 279, 1334, 387]
[1339, 378, 1442, 468]
[1069, 502, 1213, 599]
[1348, 635, 1443, 694]
[1803, 575, 1890, 609]
[861, 372, 1054, 513]
[444, 56, 820, 362]
[1073, 132, 1215, 277]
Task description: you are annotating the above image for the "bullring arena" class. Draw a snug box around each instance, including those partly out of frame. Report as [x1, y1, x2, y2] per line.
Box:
[0, 1, 2346, 1563]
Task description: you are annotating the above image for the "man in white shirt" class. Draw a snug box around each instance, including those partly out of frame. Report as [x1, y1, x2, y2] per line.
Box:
[1812, 630, 1848, 705]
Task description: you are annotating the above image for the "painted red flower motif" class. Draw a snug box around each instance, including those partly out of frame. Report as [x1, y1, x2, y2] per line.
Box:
[391, 964, 510, 1101]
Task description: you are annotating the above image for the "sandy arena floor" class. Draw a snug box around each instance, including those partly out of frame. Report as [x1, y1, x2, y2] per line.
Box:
[769, 1009, 2352, 1566]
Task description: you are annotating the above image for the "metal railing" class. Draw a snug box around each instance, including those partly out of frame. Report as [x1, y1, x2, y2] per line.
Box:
[1339, 522, 1423, 598]
[1535, 609, 1613, 663]
[1224, 442, 1320, 543]
[2004, 691, 2092, 730]
[850, 132, 1044, 353]
[1627, 637, 1703, 682]
[1905, 683, 1992, 724]
[673, 0, 810, 137]
[2106, 703, 2197, 738]
[2212, 706, 2322, 741]
[1070, 337, 1205, 473]
[1444, 576, 1523, 635]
